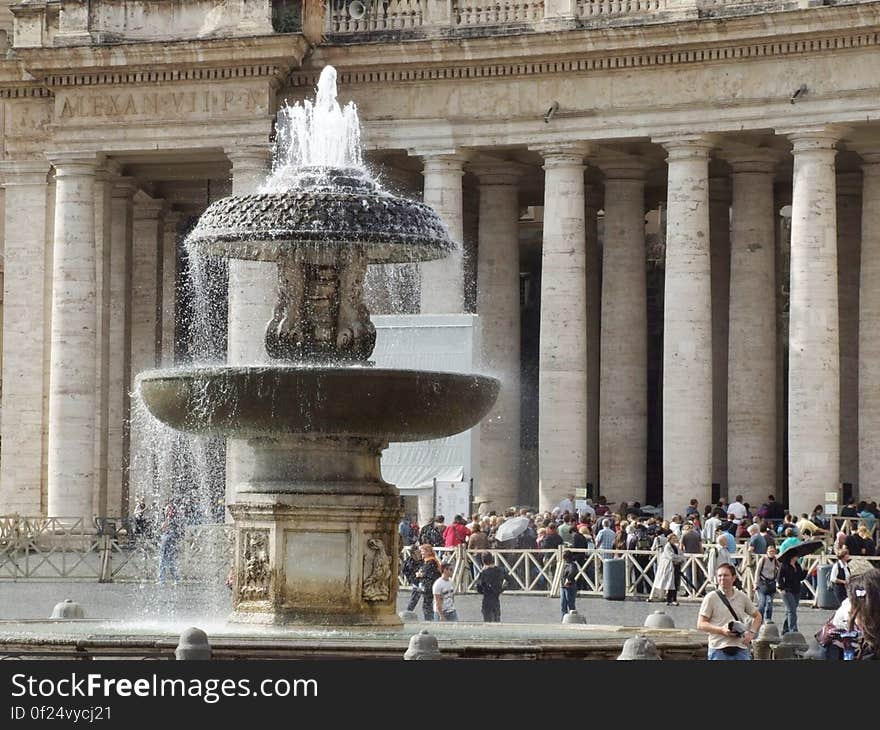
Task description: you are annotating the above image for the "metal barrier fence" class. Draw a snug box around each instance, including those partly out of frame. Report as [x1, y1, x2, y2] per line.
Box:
[400, 544, 880, 603]
[0, 516, 233, 583]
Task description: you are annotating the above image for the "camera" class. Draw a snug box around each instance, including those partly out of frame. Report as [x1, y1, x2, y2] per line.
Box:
[728, 620, 748, 637]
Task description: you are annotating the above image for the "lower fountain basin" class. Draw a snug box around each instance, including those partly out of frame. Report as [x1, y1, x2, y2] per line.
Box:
[136, 365, 500, 441]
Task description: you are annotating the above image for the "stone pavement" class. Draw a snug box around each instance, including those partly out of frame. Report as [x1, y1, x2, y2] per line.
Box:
[0, 580, 832, 637]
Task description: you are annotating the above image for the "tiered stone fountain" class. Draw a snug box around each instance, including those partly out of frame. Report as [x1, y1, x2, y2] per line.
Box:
[136, 67, 499, 626]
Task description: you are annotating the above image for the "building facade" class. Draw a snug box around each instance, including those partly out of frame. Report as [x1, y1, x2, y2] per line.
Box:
[0, 0, 878, 521]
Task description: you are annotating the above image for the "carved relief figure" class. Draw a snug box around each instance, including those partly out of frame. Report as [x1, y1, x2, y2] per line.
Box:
[336, 247, 376, 360]
[239, 531, 270, 601]
[266, 252, 307, 359]
[362, 537, 392, 602]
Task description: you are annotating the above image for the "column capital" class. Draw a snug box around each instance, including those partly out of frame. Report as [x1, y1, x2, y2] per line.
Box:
[721, 151, 782, 175]
[225, 144, 272, 168]
[45, 151, 103, 177]
[655, 135, 717, 161]
[132, 191, 165, 219]
[531, 142, 591, 167]
[0, 159, 50, 186]
[469, 161, 523, 187]
[111, 176, 138, 199]
[595, 153, 649, 180]
[854, 148, 880, 170]
[415, 152, 469, 175]
[780, 126, 845, 154]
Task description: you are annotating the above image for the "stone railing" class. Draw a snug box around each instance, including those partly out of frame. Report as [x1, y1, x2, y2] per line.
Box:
[323, 0, 869, 35]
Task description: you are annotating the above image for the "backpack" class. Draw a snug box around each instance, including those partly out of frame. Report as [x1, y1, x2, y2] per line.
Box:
[636, 530, 651, 551]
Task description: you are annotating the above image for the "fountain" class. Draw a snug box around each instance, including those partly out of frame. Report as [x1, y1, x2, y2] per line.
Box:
[135, 66, 500, 626]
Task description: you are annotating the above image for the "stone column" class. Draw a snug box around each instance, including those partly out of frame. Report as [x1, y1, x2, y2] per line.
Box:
[46, 153, 100, 519]
[859, 153, 880, 495]
[0, 161, 50, 515]
[786, 129, 840, 515]
[584, 184, 601, 498]
[161, 211, 183, 365]
[472, 163, 521, 512]
[227, 146, 273, 365]
[107, 177, 136, 517]
[535, 144, 589, 511]
[726, 157, 778, 508]
[710, 177, 730, 500]
[226, 146, 272, 502]
[129, 193, 164, 501]
[418, 153, 466, 313]
[658, 137, 714, 515]
[93, 166, 114, 518]
[837, 173, 861, 494]
[598, 158, 648, 506]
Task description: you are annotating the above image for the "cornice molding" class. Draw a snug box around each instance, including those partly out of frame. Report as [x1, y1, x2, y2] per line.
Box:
[292, 28, 880, 88]
[294, 6, 880, 88]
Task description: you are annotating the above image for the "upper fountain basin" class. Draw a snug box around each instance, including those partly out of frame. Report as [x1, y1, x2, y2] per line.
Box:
[186, 167, 456, 264]
[136, 365, 500, 442]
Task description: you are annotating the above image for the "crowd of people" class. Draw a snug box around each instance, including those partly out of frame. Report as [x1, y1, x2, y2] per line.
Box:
[397, 493, 880, 659]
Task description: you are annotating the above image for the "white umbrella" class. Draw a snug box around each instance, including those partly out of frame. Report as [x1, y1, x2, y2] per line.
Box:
[493, 516, 530, 543]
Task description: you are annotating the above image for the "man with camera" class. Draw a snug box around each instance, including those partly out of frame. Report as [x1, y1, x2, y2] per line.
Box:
[697, 562, 762, 660]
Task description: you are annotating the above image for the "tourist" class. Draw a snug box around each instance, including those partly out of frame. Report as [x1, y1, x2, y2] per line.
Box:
[133, 496, 148, 538]
[846, 569, 880, 659]
[560, 550, 579, 620]
[557, 492, 576, 515]
[754, 544, 780, 622]
[707, 532, 733, 588]
[595, 518, 616, 552]
[653, 532, 685, 605]
[418, 515, 445, 547]
[432, 562, 458, 621]
[443, 514, 471, 547]
[474, 552, 509, 622]
[829, 547, 852, 604]
[747, 523, 767, 555]
[697, 562, 762, 660]
[157, 500, 183, 584]
[778, 544, 807, 634]
[411, 544, 442, 620]
[399, 514, 417, 546]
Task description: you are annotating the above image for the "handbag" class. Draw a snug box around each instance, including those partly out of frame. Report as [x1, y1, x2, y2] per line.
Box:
[761, 576, 777, 594]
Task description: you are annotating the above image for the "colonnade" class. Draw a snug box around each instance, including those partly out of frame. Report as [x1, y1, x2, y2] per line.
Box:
[415, 128, 876, 517]
[0, 127, 877, 520]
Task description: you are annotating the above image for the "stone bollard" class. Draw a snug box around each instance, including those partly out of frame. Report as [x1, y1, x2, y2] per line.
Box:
[617, 635, 661, 660]
[752, 621, 781, 660]
[602, 558, 626, 600]
[644, 611, 675, 629]
[175, 627, 212, 660]
[398, 610, 419, 623]
[562, 609, 587, 624]
[404, 629, 441, 660]
[50, 599, 85, 619]
[773, 631, 807, 660]
[815, 565, 840, 610]
[802, 635, 827, 660]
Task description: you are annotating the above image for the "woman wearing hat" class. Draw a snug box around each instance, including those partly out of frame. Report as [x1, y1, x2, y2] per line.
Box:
[777, 544, 807, 634]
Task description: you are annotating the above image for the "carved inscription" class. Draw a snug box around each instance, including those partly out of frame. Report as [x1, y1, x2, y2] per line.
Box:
[56, 88, 266, 121]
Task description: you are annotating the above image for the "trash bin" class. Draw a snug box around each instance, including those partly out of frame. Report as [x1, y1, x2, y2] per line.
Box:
[816, 564, 840, 610]
[603, 557, 626, 600]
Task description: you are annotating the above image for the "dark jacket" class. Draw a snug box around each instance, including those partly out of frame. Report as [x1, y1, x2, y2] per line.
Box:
[562, 560, 579, 588]
[475, 565, 509, 597]
[777, 561, 806, 593]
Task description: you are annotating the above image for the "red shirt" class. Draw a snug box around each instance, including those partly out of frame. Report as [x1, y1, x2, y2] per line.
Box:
[443, 523, 472, 547]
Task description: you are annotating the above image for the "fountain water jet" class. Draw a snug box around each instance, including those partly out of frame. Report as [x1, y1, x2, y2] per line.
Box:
[136, 66, 499, 625]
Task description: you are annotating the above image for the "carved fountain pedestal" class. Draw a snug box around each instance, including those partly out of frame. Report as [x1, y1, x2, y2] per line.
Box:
[229, 436, 401, 626]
